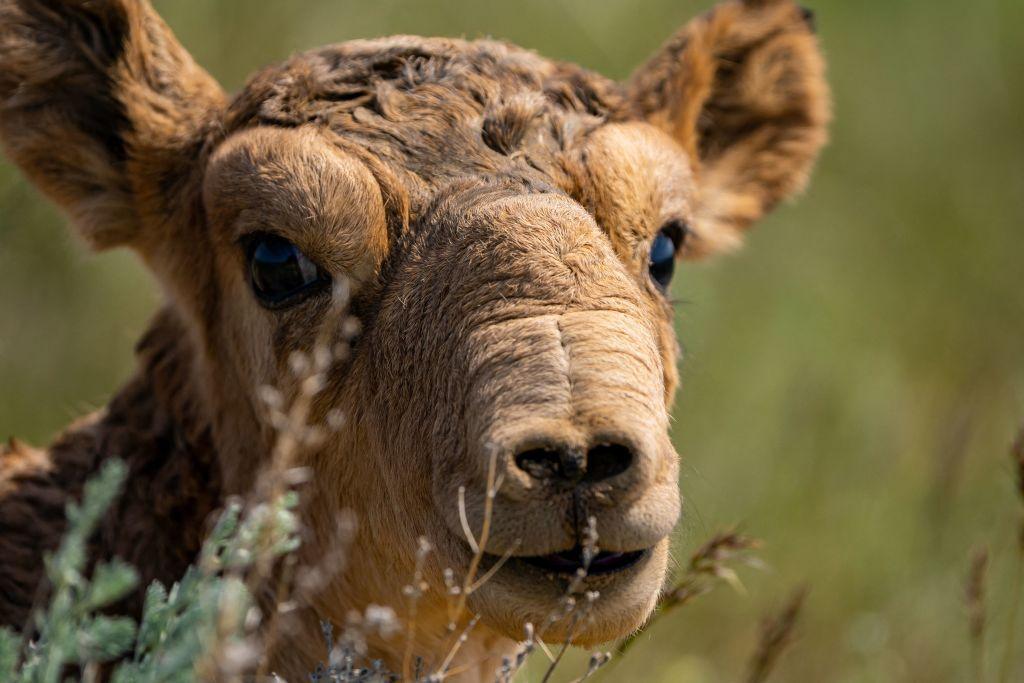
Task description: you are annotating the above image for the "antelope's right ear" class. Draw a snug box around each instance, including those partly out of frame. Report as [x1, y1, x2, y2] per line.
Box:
[626, 0, 830, 257]
[0, 0, 225, 249]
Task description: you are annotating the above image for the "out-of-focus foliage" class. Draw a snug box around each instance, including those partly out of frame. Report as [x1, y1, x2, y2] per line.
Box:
[0, 1, 1021, 681]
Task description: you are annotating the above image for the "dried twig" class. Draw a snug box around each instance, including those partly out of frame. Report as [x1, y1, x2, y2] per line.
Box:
[744, 586, 808, 683]
[434, 613, 481, 679]
[966, 546, 989, 683]
[615, 529, 761, 657]
[998, 424, 1024, 683]
[571, 651, 611, 682]
[429, 446, 506, 679]
[494, 622, 535, 683]
[469, 540, 521, 593]
[541, 592, 599, 683]
[239, 281, 358, 680]
[456, 446, 503, 611]
[402, 537, 433, 680]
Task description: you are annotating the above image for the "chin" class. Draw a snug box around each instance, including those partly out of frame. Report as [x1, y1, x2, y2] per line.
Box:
[466, 537, 670, 645]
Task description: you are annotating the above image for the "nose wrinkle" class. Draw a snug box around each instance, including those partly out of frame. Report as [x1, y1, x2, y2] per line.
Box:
[466, 308, 660, 438]
[555, 313, 572, 397]
[555, 309, 664, 412]
[464, 314, 573, 426]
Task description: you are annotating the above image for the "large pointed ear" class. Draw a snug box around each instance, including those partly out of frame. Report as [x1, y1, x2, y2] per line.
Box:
[0, 0, 225, 249]
[626, 0, 830, 256]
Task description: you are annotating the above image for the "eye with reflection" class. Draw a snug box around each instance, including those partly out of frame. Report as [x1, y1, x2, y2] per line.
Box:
[244, 233, 330, 309]
[648, 221, 686, 292]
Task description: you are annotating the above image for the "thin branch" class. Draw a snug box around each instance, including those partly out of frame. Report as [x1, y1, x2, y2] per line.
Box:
[966, 546, 989, 683]
[998, 423, 1024, 683]
[745, 586, 808, 683]
[540, 594, 596, 683]
[458, 486, 479, 555]
[615, 529, 761, 658]
[402, 537, 432, 681]
[434, 613, 481, 678]
[469, 540, 521, 594]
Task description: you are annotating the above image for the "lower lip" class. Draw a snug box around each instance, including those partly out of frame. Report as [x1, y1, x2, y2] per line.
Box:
[519, 547, 649, 576]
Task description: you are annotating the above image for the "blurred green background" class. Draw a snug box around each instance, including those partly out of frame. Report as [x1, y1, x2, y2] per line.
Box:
[1, 1, 1022, 680]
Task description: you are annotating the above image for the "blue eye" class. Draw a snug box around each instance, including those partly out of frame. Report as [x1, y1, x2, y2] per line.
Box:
[648, 227, 679, 291]
[245, 233, 329, 309]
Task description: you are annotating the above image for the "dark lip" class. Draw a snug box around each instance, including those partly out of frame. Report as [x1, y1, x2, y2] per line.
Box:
[516, 546, 649, 576]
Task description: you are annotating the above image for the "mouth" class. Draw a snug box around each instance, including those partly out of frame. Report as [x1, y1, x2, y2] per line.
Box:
[467, 541, 668, 644]
[517, 546, 649, 576]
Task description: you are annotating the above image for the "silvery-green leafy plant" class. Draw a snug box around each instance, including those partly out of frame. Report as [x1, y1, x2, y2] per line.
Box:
[0, 459, 300, 683]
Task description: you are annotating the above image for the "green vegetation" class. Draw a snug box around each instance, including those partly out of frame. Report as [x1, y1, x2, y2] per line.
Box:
[1, 1, 1021, 681]
[0, 460, 302, 682]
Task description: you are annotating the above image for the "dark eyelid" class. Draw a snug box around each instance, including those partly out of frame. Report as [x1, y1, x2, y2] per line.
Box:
[244, 232, 332, 310]
[659, 219, 689, 248]
[239, 231, 317, 263]
[238, 231, 264, 255]
[240, 230, 337, 275]
[238, 230, 277, 252]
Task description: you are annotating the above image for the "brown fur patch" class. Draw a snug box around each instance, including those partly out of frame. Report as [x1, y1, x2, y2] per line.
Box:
[0, 308, 220, 628]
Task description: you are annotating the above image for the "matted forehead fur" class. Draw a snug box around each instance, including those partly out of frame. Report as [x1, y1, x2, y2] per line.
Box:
[227, 37, 627, 181]
[213, 35, 698, 260]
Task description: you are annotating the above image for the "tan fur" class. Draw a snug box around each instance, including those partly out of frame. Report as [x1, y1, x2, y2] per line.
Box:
[0, 0, 828, 679]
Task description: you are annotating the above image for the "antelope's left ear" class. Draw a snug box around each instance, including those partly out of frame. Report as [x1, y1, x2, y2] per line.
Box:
[627, 0, 830, 257]
[0, 0, 225, 251]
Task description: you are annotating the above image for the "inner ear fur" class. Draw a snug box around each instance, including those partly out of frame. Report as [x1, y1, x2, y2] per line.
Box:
[0, 0, 225, 250]
[627, 0, 830, 256]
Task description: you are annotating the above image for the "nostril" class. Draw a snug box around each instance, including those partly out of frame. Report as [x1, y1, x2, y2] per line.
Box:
[514, 448, 564, 481]
[584, 443, 633, 483]
[512, 442, 632, 484]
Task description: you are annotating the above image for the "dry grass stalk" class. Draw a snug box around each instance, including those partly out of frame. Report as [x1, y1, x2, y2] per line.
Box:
[615, 529, 761, 657]
[535, 637, 556, 664]
[469, 541, 521, 594]
[998, 423, 1024, 683]
[572, 650, 611, 682]
[744, 585, 808, 683]
[410, 494, 584, 681]
[966, 545, 989, 683]
[402, 536, 434, 680]
[462, 516, 597, 683]
[256, 278, 354, 511]
[494, 622, 535, 683]
[209, 280, 359, 680]
[661, 530, 762, 610]
[434, 613, 481, 679]
[452, 446, 504, 616]
[523, 516, 601, 682]
[423, 446, 506, 680]
[1014, 424, 1024, 503]
[540, 591, 599, 683]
